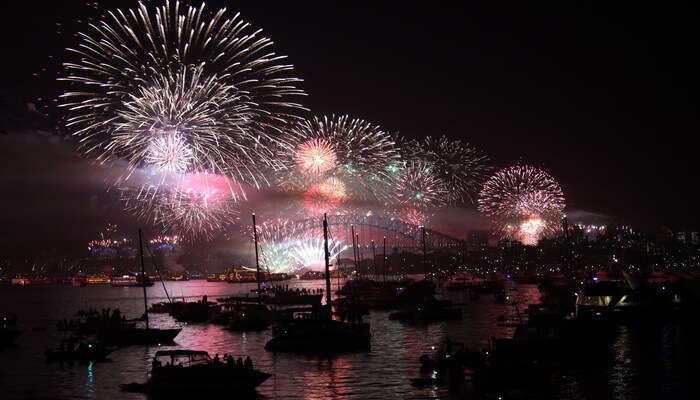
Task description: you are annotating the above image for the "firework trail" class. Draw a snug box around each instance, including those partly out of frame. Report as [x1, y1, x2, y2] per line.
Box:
[478, 165, 565, 245]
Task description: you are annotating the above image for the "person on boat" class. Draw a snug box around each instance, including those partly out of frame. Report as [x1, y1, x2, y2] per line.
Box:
[213, 353, 220, 364]
[226, 354, 234, 366]
[152, 358, 161, 369]
[236, 357, 244, 368]
[244, 356, 253, 370]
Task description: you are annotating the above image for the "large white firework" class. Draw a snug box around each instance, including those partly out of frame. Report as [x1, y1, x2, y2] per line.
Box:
[60, 1, 306, 182]
[60, 1, 306, 237]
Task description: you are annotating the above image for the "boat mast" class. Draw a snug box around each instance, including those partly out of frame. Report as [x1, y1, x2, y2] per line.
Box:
[252, 213, 261, 302]
[383, 236, 387, 283]
[371, 240, 377, 280]
[421, 226, 427, 280]
[138, 228, 149, 330]
[351, 224, 358, 276]
[323, 214, 332, 308]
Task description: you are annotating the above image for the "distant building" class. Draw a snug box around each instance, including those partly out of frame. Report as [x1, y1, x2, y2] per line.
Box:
[676, 231, 687, 244]
[467, 230, 489, 251]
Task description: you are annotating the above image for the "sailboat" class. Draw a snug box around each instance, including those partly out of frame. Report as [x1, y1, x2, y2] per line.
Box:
[97, 229, 181, 346]
[265, 214, 371, 354]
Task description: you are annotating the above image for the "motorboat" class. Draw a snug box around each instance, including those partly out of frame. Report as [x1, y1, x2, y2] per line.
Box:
[265, 315, 371, 353]
[122, 350, 271, 394]
[442, 273, 485, 290]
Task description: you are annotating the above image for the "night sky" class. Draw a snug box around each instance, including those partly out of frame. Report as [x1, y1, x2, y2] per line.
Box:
[1, 1, 698, 257]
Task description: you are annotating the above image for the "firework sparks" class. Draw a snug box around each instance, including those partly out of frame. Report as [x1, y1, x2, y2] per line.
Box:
[122, 172, 242, 239]
[282, 115, 401, 201]
[295, 138, 337, 175]
[289, 237, 348, 271]
[392, 159, 449, 213]
[60, 0, 307, 228]
[408, 135, 490, 204]
[304, 177, 348, 215]
[478, 165, 565, 245]
[145, 133, 194, 175]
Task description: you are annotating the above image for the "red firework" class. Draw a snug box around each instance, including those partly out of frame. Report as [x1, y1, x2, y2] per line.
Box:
[304, 177, 346, 215]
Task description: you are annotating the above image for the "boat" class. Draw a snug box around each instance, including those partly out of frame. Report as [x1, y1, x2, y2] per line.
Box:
[1, 312, 22, 348]
[266, 316, 371, 353]
[299, 270, 325, 280]
[121, 350, 271, 395]
[85, 275, 111, 284]
[207, 273, 228, 282]
[228, 268, 258, 283]
[263, 292, 322, 306]
[45, 340, 112, 362]
[264, 214, 371, 354]
[71, 275, 86, 287]
[169, 296, 221, 323]
[99, 229, 181, 345]
[11, 277, 53, 286]
[442, 272, 485, 290]
[111, 274, 154, 287]
[224, 303, 274, 331]
[267, 272, 291, 281]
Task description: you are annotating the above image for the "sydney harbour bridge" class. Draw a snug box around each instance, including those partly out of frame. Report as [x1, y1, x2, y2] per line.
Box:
[259, 214, 465, 253]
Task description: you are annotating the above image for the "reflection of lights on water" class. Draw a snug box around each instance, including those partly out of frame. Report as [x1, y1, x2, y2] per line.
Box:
[86, 361, 95, 397]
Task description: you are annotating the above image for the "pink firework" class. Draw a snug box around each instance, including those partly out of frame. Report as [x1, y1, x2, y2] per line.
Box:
[295, 138, 338, 175]
[304, 177, 347, 215]
[478, 165, 565, 244]
[398, 206, 426, 226]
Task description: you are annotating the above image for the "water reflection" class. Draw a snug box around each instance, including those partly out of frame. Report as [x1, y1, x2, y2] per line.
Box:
[86, 361, 95, 398]
[0, 279, 695, 399]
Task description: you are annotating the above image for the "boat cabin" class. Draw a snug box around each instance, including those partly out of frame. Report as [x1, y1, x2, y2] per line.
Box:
[154, 350, 211, 367]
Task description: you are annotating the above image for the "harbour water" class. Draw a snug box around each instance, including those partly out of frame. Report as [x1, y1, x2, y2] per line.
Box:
[0, 278, 695, 399]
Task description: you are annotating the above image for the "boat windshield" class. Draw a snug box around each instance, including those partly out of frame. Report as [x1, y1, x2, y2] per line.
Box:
[156, 352, 211, 367]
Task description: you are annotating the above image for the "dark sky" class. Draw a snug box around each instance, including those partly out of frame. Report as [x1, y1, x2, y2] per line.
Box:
[1, 1, 699, 257]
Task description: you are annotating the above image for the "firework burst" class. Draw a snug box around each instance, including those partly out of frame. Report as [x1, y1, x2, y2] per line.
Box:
[122, 173, 242, 239]
[408, 135, 490, 204]
[392, 159, 449, 214]
[283, 115, 401, 201]
[289, 237, 348, 271]
[61, 1, 306, 187]
[295, 138, 337, 175]
[478, 165, 565, 244]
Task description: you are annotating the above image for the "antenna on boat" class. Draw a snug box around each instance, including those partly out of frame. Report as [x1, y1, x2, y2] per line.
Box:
[138, 228, 149, 330]
[323, 213, 332, 310]
[252, 213, 262, 303]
